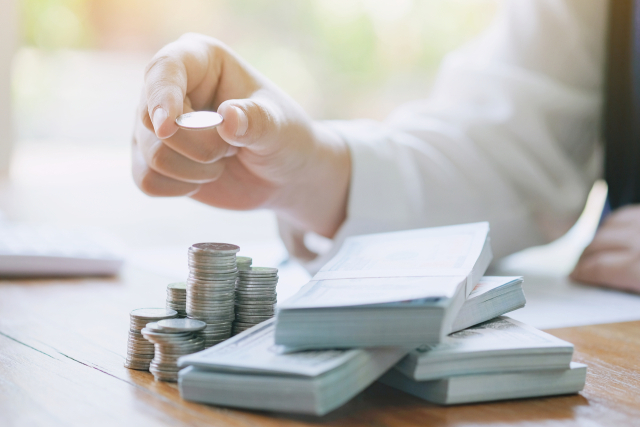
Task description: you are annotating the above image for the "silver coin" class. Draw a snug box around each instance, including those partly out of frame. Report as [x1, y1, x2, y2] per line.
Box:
[235, 291, 276, 297]
[157, 318, 207, 332]
[186, 301, 235, 309]
[126, 344, 154, 352]
[236, 314, 273, 321]
[188, 313, 234, 321]
[187, 294, 235, 302]
[235, 306, 275, 312]
[167, 282, 187, 290]
[188, 276, 238, 283]
[142, 331, 192, 341]
[126, 355, 155, 364]
[237, 276, 277, 281]
[187, 295, 235, 303]
[188, 249, 237, 257]
[233, 322, 267, 329]
[187, 294, 235, 301]
[176, 111, 223, 130]
[235, 299, 276, 306]
[188, 258, 237, 266]
[127, 338, 154, 346]
[166, 304, 186, 310]
[237, 277, 278, 282]
[130, 308, 178, 320]
[186, 310, 234, 318]
[124, 362, 151, 371]
[188, 259, 237, 267]
[155, 343, 203, 352]
[186, 284, 236, 292]
[237, 280, 278, 288]
[186, 311, 234, 319]
[144, 322, 165, 332]
[235, 293, 276, 299]
[198, 324, 231, 331]
[200, 327, 232, 334]
[189, 267, 234, 274]
[155, 347, 202, 356]
[189, 274, 238, 282]
[190, 242, 240, 254]
[238, 266, 277, 274]
[126, 349, 154, 355]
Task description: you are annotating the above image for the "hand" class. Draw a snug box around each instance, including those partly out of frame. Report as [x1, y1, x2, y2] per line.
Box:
[570, 205, 640, 293]
[132, 33, 350, 238]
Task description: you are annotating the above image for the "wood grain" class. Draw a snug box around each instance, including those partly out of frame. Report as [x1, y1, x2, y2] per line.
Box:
[1, 266, 639, 427]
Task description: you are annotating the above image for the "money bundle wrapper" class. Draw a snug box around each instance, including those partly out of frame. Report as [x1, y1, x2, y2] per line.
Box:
[275, 222, 492, 349]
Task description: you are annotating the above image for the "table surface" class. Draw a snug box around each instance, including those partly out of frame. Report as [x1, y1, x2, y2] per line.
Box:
[1, 266, 639, 427]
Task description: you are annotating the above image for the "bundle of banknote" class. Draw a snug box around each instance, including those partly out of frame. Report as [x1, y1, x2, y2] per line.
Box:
[176, 223, 586, 415]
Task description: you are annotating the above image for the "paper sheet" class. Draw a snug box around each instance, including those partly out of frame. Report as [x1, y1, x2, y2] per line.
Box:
[507, 274, 640, 329]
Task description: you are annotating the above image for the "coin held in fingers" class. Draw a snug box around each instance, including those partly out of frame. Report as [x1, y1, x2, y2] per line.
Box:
[176, 111, 223, 130]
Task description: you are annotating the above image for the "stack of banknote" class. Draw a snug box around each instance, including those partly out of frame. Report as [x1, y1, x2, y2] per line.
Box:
[176, 223, 587, 415]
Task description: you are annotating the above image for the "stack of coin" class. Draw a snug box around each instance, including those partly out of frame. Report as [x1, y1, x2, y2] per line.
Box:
[236, 256, 252, 271]
[166, 282, 187, 317]
[233, 267, 278, 335]
[186, 243, 239, 348]
[125, 308, 177, 371]
[142, 318, 206, 382]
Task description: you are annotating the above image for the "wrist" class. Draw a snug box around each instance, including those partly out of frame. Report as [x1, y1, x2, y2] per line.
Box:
[272, 121, 351, 239]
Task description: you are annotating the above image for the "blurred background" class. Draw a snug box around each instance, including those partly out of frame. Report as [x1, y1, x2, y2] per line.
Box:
[0, 0, 500, 256]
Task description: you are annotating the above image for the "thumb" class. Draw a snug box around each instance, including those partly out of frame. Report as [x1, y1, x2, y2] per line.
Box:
[216, 98, 281, 151]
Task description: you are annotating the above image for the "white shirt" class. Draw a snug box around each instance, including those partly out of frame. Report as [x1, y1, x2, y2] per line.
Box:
[280, 0, 608, 272]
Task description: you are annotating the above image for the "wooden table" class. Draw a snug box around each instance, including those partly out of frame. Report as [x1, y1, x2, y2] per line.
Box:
[1, 266, 639, 427]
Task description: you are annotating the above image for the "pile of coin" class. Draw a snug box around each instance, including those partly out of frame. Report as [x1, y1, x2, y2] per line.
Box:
[166, 282, 187, 317]
[141, 318, 206, 382]
[125, 308, 177, 371]
[236, 256, 252, 271]
[233, 267, 278, 335]
[186, 243, 239, 348]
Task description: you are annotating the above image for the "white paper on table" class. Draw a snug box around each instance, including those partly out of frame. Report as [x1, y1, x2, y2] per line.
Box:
[507, 274, 640, 329]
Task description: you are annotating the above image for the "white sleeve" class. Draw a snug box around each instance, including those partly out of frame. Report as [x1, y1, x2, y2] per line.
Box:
[281, 0, 608, 273]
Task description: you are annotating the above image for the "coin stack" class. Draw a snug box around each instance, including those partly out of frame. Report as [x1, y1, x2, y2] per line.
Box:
[186, 243, 239, 348]
[125, 308, 177, 371]
[236, 256, 252, 271]
[166, 282, 187, 317]
[142, 318, 206, 382]
[233, 267, 278, 335]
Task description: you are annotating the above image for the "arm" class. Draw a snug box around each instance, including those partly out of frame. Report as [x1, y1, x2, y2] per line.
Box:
[283, 0, 608, 270]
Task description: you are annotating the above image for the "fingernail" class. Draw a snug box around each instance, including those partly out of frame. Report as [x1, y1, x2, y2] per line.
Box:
[234, 107, 248, 137]
[152, 107, 168, 134]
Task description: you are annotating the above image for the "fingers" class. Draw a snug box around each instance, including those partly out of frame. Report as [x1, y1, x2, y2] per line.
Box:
[570, 249, 640, 292]
[142, 34, 220, 139]
[156, 102, 234, 164]
[216, 94, 285, 154]
[132, 141, 201, 197]
[570, 204, 640, 293]
[135, 118, 229, 184]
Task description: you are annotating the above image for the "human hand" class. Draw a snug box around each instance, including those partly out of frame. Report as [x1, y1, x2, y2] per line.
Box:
[132, 33, 350, 238]
[570, 205, 640, 293]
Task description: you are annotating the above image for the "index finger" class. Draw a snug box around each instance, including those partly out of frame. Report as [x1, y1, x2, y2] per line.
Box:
[143, 34, 217, 139]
